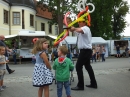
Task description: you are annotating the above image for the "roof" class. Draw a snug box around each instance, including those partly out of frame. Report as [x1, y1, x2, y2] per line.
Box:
[36, 6, 52, 19]
[3, 0, 71, 21]
[3, 0, 36, 10]
[3, 0, 10, 3]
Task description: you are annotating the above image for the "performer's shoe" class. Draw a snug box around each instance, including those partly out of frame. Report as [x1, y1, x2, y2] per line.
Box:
[71, 86, 84, 90]
[86, 84, 98, 89]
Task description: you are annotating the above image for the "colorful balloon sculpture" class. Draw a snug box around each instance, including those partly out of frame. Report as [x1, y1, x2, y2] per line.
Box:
[53, 0, 95, 46]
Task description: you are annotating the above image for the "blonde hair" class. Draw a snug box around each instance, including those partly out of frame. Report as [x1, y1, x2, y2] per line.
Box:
[32, 38, 48, 54]
[59, 45, 68, 55]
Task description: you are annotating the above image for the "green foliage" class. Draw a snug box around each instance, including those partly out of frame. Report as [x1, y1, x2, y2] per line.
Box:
[38, 0, 129, 39]
[111, 0, 129, 39]
[88, 0, 129, 39]
[4, 39, 12, 48]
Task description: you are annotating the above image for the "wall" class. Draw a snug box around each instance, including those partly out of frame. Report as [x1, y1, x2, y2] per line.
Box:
[0, 0, 9, 35]
[36, 16, 57, 35]
[10, 6, 36, 35]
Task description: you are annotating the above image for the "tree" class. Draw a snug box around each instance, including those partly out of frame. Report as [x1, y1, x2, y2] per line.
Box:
[37, 0, 78, 35]
[89, 0, 129, 39]
[38, 0, 129, 40]
[111, 0, 129, 39]
[88, 0, 114, 39]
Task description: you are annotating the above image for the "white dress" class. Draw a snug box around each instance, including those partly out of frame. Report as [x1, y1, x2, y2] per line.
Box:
[32, 51, 53, 87]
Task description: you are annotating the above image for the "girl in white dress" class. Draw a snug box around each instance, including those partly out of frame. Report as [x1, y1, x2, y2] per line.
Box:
[32, 38, 53, 97]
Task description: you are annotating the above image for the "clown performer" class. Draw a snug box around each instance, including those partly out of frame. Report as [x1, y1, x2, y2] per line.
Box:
[69, 0, 98, 90]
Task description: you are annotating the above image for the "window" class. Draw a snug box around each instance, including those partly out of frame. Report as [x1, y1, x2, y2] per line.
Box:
[48, 24, 52, 34]
[4, 10, 8, 24]
[30, 14, 34, 26]
[41, 23, 45, 31]
[55, 26, 58, 35]
[13, 12, 20, 25]
[114, 41, 128, 47]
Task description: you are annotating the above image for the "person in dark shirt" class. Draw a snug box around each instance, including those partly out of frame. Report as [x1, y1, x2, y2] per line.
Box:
[116, 44, 120, 58]
[66, 49, 72, 60]
[125, 45, 129, 58]
[0, 35, 15, 74]
[53, 49, 58, 61]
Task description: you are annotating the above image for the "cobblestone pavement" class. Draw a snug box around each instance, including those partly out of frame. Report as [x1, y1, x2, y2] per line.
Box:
[4, 68, 130, 83]
[0, 57, 130, 97]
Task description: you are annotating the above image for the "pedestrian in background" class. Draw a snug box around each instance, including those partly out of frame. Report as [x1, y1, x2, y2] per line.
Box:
[53, 48, 58, 61]
[67, 49, 72, 60]
[116, 44, 120, 58]
[92, 47, 96, 63]
[96, 45, 100, 60]
[125, 45, 129, 58]
[12, 47, 17, 64]
[101, 46, 106, 62]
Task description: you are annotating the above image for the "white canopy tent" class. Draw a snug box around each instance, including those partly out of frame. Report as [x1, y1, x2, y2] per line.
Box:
[62, 36, 107, 44]
[18, 31, 46, 36]
[5, 34, 17, 38]
[92, 37, 107, 44]
[62, 36, 108, 57]
[48, 35, 57, 39]
[5, 30, 46, 38]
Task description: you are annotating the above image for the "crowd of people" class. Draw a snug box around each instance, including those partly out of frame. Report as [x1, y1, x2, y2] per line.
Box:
[92, 45, 106, 63]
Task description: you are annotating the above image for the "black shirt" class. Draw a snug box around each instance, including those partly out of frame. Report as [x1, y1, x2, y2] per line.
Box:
[116, 46, 120, 51]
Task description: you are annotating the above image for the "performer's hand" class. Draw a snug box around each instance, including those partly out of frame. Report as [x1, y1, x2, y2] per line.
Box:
[69, 27, 75, 32]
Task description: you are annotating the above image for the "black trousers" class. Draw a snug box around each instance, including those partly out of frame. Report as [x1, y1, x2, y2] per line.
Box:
[6, 64, 12, 73]
[76, 49, 97, 88]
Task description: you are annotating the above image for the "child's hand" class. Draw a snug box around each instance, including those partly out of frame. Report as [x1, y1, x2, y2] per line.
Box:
[6, 60, 9, 63]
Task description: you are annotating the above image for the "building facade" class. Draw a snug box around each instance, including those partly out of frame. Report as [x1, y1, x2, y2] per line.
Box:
[0, 0, 59, 36]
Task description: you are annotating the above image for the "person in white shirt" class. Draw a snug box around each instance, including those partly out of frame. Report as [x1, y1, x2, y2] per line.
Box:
[69, 18, 97, 90]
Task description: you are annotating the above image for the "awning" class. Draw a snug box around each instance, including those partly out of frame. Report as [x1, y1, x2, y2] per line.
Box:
[48, 35, 57, 39]
[18, 31, 46, 36]
[62, 36, 107, 44]
[63, 36, 77, 44]
[5, 34, 18, 38]
[92, 37, 107, 44]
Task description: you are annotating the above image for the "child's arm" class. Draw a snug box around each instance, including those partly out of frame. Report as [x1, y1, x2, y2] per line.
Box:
[40, 52, 51, 70]
[69, 61, 74, 70]
[0, 62, 6, 65]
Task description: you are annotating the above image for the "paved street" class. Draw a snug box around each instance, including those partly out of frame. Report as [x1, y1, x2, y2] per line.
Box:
[0, 57, 130, 97]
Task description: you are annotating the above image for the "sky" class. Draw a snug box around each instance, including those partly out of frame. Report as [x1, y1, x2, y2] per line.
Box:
[36, 0, 130, 36]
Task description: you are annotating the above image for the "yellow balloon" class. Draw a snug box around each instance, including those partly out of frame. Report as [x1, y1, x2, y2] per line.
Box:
[54, 12, 89, 44]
